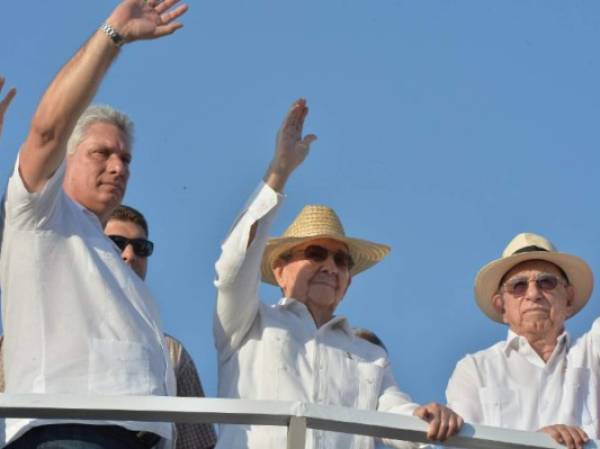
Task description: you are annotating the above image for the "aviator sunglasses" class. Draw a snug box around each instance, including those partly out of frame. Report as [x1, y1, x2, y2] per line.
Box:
[502, 273, 567, 297]
[285, 245, 355, 270]
[108, 235, 154, 258]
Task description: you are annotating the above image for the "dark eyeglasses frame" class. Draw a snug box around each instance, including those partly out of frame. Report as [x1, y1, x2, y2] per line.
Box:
[501, 272, 567, 297]
[108, 235, 154, 258]
[283, 244, 355, 270]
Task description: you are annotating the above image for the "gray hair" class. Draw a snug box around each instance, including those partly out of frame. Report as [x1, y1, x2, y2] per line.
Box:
[67, 105, 134, 155]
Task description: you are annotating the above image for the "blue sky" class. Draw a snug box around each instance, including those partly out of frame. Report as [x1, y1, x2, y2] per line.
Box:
[2, 1, 600, 405]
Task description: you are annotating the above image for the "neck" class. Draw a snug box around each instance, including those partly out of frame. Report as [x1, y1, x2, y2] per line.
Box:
[308, 307, 333, 328]
[518, 328, 563, 362]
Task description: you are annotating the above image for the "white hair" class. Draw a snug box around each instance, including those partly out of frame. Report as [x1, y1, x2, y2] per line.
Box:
[66, 105, 134, 155]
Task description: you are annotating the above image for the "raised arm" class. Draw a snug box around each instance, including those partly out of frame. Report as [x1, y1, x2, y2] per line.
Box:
[214, 99, 317, 356]
[19, 0, 188, 192]
[0, 77, 16, 139]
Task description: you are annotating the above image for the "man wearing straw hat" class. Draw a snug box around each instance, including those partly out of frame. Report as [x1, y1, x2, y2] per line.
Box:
[214, 98, 463, 449]
[446, 232, 599, 449]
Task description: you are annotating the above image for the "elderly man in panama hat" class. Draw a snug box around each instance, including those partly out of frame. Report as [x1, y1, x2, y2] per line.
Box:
[214, 98, 464, 449]
[446, 232, 600, 449]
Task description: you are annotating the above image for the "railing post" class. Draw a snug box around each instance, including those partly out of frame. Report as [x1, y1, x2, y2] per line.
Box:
[287, 416, 307, 449]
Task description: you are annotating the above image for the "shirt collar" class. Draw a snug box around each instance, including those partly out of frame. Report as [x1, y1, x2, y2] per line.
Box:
[67, 196, 104, 231]
[503, 328, 571, 356]
[278, 297, 353, 335]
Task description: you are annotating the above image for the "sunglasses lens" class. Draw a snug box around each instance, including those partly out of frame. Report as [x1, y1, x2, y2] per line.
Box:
[109, 235, 128, 251]
[334, 251, 354, 270]
[537, 275, 558, 291]
[132, 239, 154, 257]
[506, 278, 528, 296]
[304, 245, 328, 262]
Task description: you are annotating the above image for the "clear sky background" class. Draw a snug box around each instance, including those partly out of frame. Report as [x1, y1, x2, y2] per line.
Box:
[1, 1, 600, 406]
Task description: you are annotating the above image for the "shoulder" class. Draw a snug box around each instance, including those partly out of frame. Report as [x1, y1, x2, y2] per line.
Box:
[453, 340, 506, 371]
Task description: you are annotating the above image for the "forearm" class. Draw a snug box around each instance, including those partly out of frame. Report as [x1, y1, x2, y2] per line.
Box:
[20, 26, 119, 192]
[214, 183, 282, 356]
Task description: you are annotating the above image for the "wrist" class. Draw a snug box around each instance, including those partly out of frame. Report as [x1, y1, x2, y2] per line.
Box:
[100, 23, 125, 48]
[263, 167, 291, 193]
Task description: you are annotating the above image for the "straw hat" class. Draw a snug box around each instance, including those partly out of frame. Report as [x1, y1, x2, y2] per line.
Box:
[261, 205, 390, 285]
[474, 232, 593, 323]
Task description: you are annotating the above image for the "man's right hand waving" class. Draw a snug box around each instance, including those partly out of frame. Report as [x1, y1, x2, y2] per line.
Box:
[0, 77, 16, 139]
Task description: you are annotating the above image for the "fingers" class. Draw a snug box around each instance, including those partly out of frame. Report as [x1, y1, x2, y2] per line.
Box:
[539, 425, 588, 449]
[155, 0, 182, 14]
[0, 87, 17, 114]
[154, 22, 185, 37]
[412, 405, 428, 421]
[282, 98, 308, 132]
[414, 403, 463, 442]
[160, 4, 188, 24]
[301, 134, 318, 147]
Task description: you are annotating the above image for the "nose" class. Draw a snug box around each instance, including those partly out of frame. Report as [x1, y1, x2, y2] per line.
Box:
[121, 244, 136, 266]
[320, 253, 339, 273]
[523, 280, 543, 301]
[108, 154, 128, 177]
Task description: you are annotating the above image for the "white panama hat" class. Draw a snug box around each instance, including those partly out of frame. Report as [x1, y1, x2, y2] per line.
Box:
[474, 232, 593, 323]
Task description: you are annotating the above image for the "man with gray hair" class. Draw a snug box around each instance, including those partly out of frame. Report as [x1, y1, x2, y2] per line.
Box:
[1, 1, 187, 448]
[446, 233, 599, 449]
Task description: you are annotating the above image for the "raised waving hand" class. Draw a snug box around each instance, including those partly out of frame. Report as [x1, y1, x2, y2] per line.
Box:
[107, 0, 188, 42]
[0, 77, 16, 139]
[264, 98, 318, 192]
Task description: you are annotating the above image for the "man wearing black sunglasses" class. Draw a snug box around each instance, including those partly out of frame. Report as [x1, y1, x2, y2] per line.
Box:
[104, 205, 217, 449]
[446, 233, 599, 449]
[214, 98, 464, 449]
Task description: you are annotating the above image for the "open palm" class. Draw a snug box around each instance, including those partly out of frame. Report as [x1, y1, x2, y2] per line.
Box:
[109, 0, 188, 42]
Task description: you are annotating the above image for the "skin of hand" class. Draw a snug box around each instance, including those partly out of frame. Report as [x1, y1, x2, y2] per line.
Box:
[539, 424, 589, 449]
[263, 98, 317, 192]
[107, 0, 189, 43]
[413, 402, 464, 441]
[0, 77, 16, 138]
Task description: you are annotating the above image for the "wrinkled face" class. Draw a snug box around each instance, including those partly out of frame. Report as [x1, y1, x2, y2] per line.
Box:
[492, 260, 575, 338]
[64, 122, 131, 222]
[273, 238, 352, 320]
[104, 219, 148, 280]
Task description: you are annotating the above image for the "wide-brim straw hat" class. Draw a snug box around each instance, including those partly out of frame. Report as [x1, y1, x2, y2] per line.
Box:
[261, 205, 390, 285]
[475, 232, 593, 323]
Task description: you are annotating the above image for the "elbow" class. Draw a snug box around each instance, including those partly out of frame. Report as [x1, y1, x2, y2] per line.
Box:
[29, 116, 59, 149]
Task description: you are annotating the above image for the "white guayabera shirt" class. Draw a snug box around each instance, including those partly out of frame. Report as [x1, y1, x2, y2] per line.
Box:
[214, 182, 420, 449]
[0, 158, 176, 446]
[446, 327, 600, 438]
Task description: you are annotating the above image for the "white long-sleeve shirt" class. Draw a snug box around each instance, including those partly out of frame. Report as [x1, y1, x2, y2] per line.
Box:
[214, 182, 419, 449]
[446, 326, 600, 439]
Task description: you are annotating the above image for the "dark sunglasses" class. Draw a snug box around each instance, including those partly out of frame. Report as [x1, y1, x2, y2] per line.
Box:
[502, 273, 565, 297]
[108, 235, 154, 258]
[285, 245, 354, 270]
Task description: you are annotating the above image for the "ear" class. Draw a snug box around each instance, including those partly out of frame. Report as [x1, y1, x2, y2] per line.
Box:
[272, 260, 287, 291]
[564, 284, 576, 317]
[339, 276, 352, 301]
[492, 293, 507, 323]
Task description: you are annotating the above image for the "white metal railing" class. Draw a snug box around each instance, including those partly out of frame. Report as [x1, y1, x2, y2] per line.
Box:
[0, 395, 597, 449]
